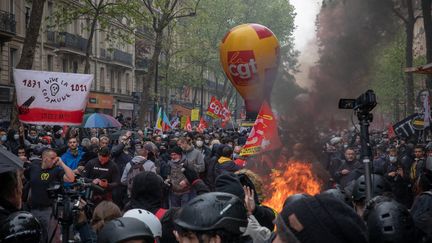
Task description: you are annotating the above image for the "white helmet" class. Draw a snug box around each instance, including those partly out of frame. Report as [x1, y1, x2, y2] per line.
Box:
[123, 209, 162, 237]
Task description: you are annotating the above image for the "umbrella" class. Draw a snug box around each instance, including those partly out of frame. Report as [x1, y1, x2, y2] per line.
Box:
[0, 147, 24, 173]
[84, 113, 122, 128]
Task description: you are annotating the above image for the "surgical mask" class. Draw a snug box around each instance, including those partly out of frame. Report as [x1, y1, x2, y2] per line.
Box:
[1, 135, 6, 142]
[29, 135, 37, 140]
[389, 156, 397, 163]
[204, 139, 210, 144]
[14, 134, 19, 140]
[196, 141, 204, 147]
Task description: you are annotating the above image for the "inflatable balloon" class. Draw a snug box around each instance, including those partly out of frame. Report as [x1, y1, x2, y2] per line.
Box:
[220, 23, 280, 119]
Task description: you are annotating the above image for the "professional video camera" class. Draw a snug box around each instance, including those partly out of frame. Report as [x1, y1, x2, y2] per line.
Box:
[338, 89, 377, 114]
[47, 176, 104, 243]
[338, 89, 377, 202]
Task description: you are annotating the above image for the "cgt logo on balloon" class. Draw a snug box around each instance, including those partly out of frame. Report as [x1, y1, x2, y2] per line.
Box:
[227, 50, 258, 85]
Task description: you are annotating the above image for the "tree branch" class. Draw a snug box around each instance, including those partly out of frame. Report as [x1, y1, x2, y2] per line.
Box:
[393, 8, 408, 23]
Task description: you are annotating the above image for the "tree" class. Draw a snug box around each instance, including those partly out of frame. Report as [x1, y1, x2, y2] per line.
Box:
[50, 0, 137, 74]
[137, 0, 200, 127]
[370, 31, 406, 120]
[421, 0, 432, 88]
[168, 0, 297, 112]
[393, 0, 419, 114]
[11, 0, 47, 127]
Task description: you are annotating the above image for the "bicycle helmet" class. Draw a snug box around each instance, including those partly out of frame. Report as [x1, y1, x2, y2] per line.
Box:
[174, 192, 248, 235]
[123, 209, 162, 237]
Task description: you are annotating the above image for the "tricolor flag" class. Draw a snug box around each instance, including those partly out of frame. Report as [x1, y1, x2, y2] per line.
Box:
[154, 107, 163, 131]
[162, 111, 172, 131]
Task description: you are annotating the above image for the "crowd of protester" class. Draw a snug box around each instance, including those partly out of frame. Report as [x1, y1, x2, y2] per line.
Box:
[0, 123, 431, 243]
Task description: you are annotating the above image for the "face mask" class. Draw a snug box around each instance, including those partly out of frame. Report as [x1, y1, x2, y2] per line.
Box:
[196, 141, 204, 147]
[389, 156, 397, 163]
[29, 135, 37, 140]
[14, 134, 19, 140]
[1, 135, 6, 142]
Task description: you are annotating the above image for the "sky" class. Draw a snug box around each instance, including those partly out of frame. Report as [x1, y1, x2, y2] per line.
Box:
[291, 0, 321, 51]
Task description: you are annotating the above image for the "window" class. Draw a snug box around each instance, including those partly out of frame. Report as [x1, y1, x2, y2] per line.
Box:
[25, 7, 31, 28]
[126, 73, 130, 94]
[72, 61, 78, 73]
[118, 71, 122, 92]
[100, 67, 105, 91]
[110, 70, 115, 92]
[9, 48, 18, 84]
[47, 55, 53, 71]
[62, 59, 68, 72]
[9, 0, 15, 14]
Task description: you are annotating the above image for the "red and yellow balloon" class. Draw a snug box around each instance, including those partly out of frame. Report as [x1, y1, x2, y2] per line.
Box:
[220, 23, 280, 119]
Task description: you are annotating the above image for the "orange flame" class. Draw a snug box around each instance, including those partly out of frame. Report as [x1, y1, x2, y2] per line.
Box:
[263, 161, 322, 212]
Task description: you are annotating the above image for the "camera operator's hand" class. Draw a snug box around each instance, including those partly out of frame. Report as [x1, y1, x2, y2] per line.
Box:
[181, 164, 199, 184]
[341, 169, 350, 175]
[99, 179, 108, 188]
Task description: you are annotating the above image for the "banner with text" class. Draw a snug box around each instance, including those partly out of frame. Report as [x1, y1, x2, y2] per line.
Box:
[13, 69, 93, 125]
[206, 96, 223, 119]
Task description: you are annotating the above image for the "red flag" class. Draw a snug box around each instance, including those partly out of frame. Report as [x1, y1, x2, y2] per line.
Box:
[184, 116, 192, 132]
[206, 96, 223, 119]
[388, 123, 396, 138]
[197, 117, 208, 133]
[240, 101, 282, 156]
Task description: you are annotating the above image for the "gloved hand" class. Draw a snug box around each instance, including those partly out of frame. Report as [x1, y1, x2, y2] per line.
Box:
[182, 164, 199, 184]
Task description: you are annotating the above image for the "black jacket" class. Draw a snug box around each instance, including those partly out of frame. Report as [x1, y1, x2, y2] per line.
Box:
[0, 198, 18, 224]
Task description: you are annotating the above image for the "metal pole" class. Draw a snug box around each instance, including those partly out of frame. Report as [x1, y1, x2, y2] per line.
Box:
[358, 113, 373, 201]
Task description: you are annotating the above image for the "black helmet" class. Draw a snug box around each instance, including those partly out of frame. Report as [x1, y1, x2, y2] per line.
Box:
[174, 192, 248, 235]
[0, 211, 42, 243]
[282, 193, 311, 208]
[364, 196, 415, 243]
[321, 187, 351, 206]
[352, 174, 391, 202]
[97, 217, 154, 243]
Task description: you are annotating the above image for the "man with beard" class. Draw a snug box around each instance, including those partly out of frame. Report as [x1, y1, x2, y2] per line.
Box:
[61, 137, 85, 171]
[333, 148, 362, 187]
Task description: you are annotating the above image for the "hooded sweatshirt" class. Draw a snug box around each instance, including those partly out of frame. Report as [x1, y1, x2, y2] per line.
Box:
[120, 156, 156, 184]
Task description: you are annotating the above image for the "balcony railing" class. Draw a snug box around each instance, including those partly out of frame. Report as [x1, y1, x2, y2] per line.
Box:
[0, 10, 16, 37]
[113, 49, 132, 66]
[58, 32, 88, 53]
[136, 58, 149, 70]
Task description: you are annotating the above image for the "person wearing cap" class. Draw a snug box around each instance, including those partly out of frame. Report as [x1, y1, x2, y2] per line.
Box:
[167, 146, 195, 207]
[82, 147, 120, 204]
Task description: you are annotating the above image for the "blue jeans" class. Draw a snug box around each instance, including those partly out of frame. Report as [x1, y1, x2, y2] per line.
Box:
[169, 190, 195, 207]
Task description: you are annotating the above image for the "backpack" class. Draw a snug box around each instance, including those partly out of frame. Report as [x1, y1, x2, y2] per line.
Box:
[126, 161, 145, 196]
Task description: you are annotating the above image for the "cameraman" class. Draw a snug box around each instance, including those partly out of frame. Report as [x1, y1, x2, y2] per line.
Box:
[82, 147, 120, 204]
[25, 148, 75, 242]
